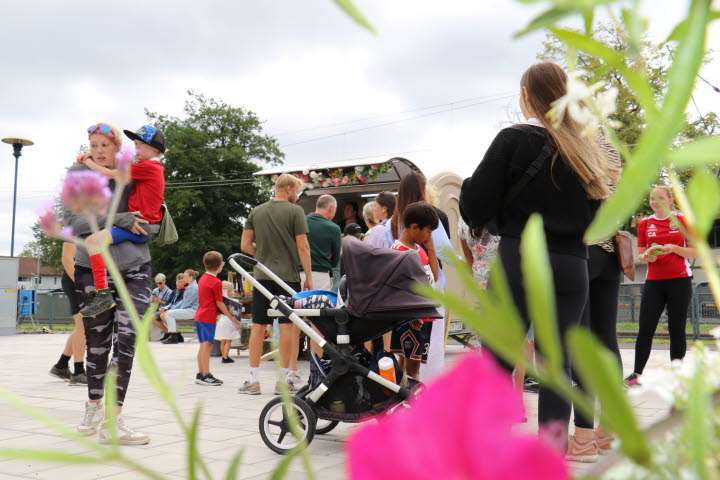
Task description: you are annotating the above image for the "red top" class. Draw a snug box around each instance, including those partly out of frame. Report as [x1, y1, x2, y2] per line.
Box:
[392, 240, 435, 322]
[128, 158, 165, 224]
[195, 273, 223, 324]
[637, 212, 692, 280]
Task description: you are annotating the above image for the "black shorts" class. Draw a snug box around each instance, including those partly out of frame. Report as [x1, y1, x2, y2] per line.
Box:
[61, 272, 81, 315]
[252, 279, 301, 325]
[390, 321, 432, 363]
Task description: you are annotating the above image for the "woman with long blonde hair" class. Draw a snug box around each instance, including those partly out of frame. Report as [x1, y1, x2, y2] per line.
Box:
[460, 61, 618, 456]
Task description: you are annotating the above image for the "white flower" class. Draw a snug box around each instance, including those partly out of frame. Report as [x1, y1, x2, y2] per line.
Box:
[309, 171, 318, 179]
[547, 71, 620, 136]
[302, 169, 309, 175]
[355, 166, 364, 173]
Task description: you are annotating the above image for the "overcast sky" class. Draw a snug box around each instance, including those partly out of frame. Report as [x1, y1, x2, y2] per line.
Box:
[0, 0, 718, 256]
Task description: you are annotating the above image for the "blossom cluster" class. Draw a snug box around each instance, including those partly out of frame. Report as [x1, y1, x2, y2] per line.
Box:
[270, 163, 393, 189]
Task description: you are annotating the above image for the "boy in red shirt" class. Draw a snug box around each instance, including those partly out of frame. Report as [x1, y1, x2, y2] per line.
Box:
[79, 125, 166, 317]
[195, 251, 240, 386]
[388, 202, 439, 381]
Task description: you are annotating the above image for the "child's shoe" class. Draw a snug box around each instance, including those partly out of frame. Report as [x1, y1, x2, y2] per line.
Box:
[565, 428, 599, 463]
[161, 333, 179, 344]
[79, 289, 116, 317]
[69, 372, 88, 386]
[196, 373, 223, 386]
[98, 415, 150, 445]
[77, 401, 104, 436]
[222, 357, 235, 363]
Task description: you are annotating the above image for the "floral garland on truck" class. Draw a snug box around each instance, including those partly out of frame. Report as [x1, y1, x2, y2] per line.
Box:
[270, 162, 393, 189]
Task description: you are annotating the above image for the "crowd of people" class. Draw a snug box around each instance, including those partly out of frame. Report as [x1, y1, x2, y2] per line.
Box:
[48, 61, 697, 463]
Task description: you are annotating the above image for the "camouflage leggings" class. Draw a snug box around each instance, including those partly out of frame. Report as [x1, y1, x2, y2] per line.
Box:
[74, 263, 152, 406]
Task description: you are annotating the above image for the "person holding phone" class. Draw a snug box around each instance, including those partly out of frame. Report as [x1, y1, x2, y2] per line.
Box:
[625, 186, 696, 386]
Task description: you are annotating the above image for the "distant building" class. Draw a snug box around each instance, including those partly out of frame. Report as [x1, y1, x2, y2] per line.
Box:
[0, 256, 62, 289]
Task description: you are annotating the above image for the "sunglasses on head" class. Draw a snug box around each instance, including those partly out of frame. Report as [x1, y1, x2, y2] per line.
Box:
[87, 124, 116, 139]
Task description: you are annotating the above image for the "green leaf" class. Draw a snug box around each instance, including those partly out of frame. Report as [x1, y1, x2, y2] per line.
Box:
[586, 0, 714, 242]
[666, 135, 720, 168]
[566, 327, 652, 465]
[270, 448, 300, 480]
[686, 355, 711, 478]
[416, 257, 526, 367]
[582, 10, 594, 34]
[334, 0, 377, 34]
[0, 449, 104, 464]
[550, 28, 658, 116]
[520, 215, 562, 372]
[224, 449, 245, 480]
[187, 405, 202, 480]
[665, 10, 720, 43]
[514, 8, 573, 38]
[687, 169, 720, 239]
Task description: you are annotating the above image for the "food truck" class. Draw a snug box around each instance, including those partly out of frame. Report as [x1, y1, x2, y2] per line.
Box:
[253, 157, 477, 347]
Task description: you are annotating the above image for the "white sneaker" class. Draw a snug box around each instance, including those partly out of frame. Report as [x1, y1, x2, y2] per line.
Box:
[289, 371, 302, 384]
[98, 415, 150, 445]
[77, 401, 104, 436]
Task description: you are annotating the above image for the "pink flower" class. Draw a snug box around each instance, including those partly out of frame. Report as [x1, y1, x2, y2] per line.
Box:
[359, 176, 367, 183]
[332, 177, 341, 185]
[114, 145, 137, 184]
[347, 353, 567, 480]
[37, 202, 72, 239]
[371, 164, 378, 169]
[341, 175, 350, 184]
[61, 171, 112, 217]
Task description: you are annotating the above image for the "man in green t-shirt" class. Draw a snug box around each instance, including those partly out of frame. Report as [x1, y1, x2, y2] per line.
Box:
[238, 174, 313, 395]
[301, 194, 341, 291]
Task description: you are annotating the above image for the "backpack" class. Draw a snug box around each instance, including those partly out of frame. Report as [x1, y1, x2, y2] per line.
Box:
[156, 203, 178, 247]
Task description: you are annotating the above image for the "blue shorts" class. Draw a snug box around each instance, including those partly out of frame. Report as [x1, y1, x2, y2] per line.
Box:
[195, 321, 217, 344]
[390, 321, 432, 363]
[111, 226, 150, 244]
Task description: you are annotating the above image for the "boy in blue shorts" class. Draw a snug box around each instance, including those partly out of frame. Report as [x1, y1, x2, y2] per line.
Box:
[195, 251, 240, 386]
[388, 202, 439, 381]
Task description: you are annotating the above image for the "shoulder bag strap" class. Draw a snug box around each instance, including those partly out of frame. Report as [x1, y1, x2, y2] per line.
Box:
[503, 142, 554, 206]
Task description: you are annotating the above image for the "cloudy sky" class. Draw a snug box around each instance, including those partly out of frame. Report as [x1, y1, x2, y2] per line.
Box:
[0, 0, 718, 256]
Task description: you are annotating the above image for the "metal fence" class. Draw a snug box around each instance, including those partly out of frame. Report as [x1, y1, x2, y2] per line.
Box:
[617, 282, 719, 339]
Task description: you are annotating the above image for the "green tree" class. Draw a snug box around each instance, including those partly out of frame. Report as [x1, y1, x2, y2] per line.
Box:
[146, 92, 283, 277]
[539, 24, 720, 227]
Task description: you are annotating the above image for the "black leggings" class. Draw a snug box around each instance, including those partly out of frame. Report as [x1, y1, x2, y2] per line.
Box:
[75, 263, 152, 406]
[498, 237, 588, 427]
[633, 277, 692, 374]
[573, 246, 621, 429]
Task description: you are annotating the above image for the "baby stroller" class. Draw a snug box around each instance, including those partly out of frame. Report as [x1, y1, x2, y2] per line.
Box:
[229, 236, 441, 453]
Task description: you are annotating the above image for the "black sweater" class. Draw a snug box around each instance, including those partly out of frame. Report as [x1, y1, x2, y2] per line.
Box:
[460, 125, 600, 258]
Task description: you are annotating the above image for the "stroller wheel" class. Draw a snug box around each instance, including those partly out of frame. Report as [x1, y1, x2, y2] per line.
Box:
[315, 419, 340, 435]
[259, 396, 316, 454]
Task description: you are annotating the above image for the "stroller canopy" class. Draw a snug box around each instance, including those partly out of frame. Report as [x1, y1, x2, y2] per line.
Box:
[341, 236, 441, 321]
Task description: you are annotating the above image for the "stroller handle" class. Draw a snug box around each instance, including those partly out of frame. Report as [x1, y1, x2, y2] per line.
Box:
[229, 253, 257, 266]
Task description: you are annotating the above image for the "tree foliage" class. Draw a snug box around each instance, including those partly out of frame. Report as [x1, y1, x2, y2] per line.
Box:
[538, 24, 720, 226]
[146, 92, 283, 277]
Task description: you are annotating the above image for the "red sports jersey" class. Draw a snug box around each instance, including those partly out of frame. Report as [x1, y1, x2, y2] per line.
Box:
[128, 158, 165, 224]
[391, 241, 435, 322]
[195, 273, 223, 324]
[637, 213, 692, 280]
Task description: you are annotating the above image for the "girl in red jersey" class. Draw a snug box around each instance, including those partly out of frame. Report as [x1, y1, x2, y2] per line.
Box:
[625, 186, 696, 386]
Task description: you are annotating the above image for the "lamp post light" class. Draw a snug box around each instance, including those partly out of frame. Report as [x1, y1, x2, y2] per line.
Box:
[2, 136, 34, 257]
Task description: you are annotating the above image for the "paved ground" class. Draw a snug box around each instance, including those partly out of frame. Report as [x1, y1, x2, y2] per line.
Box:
[0, 334, 672, 479]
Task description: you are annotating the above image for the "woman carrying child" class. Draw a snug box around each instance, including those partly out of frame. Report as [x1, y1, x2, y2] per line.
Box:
[63, 122, 160, 445]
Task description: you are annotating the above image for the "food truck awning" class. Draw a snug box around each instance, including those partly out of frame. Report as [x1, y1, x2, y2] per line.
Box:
[253, 157, 423, 196]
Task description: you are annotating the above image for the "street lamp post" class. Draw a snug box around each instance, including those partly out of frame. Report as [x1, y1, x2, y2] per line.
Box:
[2, 137, 34, 257]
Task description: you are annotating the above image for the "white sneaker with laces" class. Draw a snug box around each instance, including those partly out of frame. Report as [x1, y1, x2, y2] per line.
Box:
[77, 401, 104, 436]
[98, 415, 150, 445]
